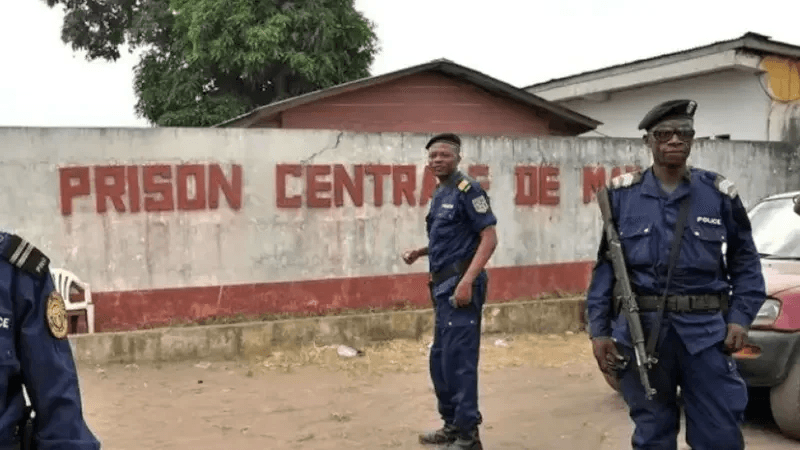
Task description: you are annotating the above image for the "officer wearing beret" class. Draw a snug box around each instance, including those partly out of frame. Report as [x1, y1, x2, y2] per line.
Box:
[402, 133, 498, 450]
[0, 233, 101, 449]
[586, 100, 766, 449]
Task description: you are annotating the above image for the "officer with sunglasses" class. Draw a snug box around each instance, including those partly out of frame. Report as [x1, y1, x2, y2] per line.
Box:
[586, 99, 766, 449]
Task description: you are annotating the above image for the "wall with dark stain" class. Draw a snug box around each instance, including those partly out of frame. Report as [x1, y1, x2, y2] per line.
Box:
[760, 56, 800, 142]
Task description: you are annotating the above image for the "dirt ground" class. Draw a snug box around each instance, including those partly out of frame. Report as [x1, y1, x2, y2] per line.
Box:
[77, 331, 798, 449]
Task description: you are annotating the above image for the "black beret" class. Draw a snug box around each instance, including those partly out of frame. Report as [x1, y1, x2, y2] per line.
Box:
[638, 99, 698, 131]
[425, 133, 461, 150]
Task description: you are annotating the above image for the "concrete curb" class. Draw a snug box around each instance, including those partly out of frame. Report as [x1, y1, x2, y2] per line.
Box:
[68, 297, 587, 365]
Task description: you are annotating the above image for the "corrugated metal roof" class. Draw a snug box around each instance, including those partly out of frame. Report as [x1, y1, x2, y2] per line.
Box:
[525, 32, 800, 92]
[213, 58, 602, 132]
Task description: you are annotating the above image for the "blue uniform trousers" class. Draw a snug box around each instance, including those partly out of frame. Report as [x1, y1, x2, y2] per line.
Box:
[429, 271, 487, 437]
[618, 324, 747, 450]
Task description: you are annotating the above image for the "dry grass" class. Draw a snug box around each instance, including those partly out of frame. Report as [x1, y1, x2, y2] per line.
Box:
[249, 331, 593, 377]
[121, 292, 588, 333]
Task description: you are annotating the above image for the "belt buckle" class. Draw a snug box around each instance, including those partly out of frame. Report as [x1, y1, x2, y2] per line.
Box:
[695, 295, 715, 310]
[665, 296, 677, 312]
[675, 296, 691, 313]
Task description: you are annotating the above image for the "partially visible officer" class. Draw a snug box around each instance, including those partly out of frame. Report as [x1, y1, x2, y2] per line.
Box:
[0, 232, 101, 449]
[586, 99, 766, 449]
[402, 133, 498, 450]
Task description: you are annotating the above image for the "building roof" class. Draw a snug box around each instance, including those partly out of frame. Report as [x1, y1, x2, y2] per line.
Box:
[213, 58, 602, 132]
[525, 32, 800, 97]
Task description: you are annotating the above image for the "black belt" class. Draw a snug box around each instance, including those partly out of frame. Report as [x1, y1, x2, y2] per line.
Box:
[430, 259, 472, 285]
[636, 294, 728, 313]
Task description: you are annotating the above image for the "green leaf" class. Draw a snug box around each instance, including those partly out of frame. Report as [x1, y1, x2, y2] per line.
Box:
[42, 0, 379, 126]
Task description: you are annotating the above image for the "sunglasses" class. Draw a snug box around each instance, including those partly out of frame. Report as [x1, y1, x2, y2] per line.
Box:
[650, 127, 695, 143]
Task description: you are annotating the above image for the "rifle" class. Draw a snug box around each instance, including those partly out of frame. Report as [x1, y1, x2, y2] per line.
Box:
[596, 187, 657, 400]
[19, 406, 34, 450]
[18, 386, 35, 450]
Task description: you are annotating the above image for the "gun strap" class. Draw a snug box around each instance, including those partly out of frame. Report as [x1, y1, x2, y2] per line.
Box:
[645, 193, 691, 357]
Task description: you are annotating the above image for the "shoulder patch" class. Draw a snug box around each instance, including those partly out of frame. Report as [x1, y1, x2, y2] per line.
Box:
[46, 290, 68, 339]
[457, 179, 471, 193]
[608, 171, 643, 190]
[472, 195, 490, 213]
[713, 174, 739, 199]
[0, 234, 50, 278]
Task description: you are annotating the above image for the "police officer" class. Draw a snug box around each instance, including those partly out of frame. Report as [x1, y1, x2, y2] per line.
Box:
[586, 99, 766, 449]
[0, 232, 101, 449]
[402, 133, 498, 450]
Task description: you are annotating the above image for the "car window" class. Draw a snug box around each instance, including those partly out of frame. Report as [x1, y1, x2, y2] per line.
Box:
[749, 197, 800, 258]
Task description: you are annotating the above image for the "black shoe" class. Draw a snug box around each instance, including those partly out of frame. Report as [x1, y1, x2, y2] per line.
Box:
[418, 424, 458, 445]
[440, 436, 483, 450]
[440, 429, 482, 450]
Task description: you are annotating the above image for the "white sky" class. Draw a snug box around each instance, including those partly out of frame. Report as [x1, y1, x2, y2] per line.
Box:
[2, 0, 799, 128]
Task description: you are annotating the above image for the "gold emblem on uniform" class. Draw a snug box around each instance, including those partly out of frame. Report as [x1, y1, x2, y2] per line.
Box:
[46, 290, 68, 339]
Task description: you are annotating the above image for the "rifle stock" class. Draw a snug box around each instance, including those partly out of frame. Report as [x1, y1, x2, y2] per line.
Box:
[596, 187, 657, 400]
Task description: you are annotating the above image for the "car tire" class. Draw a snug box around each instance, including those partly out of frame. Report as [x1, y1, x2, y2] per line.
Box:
[770, 358, 800, 440]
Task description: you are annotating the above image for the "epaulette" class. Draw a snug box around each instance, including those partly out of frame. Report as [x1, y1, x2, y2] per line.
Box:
[0, 233, 50, 278]
[701, 171, 738, 199]
[713, 174, 738, 199]
[608, 171, 643, 190]
[457, 178, 472, 193]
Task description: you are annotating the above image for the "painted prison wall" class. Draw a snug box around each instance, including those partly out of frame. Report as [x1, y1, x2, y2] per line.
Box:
[0, 128, 796, 332]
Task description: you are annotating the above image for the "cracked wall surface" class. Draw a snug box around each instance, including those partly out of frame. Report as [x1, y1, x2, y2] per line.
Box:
[0, 127, 795, 330]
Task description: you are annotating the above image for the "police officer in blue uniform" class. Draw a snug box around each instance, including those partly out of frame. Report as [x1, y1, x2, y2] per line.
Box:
[403, 133, 498, 450]
[587, 99, 766, 449]
[0, 233, 101, 449]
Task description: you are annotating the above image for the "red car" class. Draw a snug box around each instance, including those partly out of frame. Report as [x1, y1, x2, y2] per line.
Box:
[733, 190, 800, 440]
[592, 190, 800, 441]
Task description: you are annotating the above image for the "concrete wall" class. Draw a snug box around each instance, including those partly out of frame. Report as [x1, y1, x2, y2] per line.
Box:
[0, 127, 796, 331]
[553, 70, 771, 140]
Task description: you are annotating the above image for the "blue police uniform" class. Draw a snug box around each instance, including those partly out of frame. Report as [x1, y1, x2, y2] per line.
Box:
[586, 166, 766, 449]
[425, 169, 497, 440]
[0, 233, 101, 450]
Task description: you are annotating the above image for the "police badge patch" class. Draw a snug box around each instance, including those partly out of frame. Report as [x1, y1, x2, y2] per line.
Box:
[46, 290, 68, 339]
[472, 195, 489, 213]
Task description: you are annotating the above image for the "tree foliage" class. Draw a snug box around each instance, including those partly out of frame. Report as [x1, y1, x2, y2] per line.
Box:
[44, 0, 380, 126]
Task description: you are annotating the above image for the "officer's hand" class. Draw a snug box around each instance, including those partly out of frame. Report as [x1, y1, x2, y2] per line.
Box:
[402, 250, 418, 265]
[724, 323, 748, 354]
[592, 337, 622, 375]
[453, 279, 472, 307]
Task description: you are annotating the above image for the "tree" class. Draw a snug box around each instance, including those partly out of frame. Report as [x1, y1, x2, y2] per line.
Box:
[44, 0, 380, 127]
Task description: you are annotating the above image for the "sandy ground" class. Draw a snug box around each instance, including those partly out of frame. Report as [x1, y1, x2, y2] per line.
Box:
[77, 331, 799, 449]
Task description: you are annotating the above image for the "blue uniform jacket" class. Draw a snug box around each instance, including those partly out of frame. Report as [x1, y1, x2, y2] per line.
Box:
[586, 167, 766, 354]
[0, 233, 100, 449]
[426, 171, 497, 276]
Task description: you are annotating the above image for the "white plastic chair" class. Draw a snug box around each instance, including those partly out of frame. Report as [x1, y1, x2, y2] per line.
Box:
[50, 268, 95, 334]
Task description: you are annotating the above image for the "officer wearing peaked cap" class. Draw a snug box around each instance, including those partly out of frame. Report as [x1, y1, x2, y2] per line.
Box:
[402, 133, 498, 450]
[586, 100, 766, 449]
[0, 232, 101, 449]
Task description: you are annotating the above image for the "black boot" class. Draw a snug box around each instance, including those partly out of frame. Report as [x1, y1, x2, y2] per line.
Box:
[440, 428, 482, 450]
[418, 423, 458, 445]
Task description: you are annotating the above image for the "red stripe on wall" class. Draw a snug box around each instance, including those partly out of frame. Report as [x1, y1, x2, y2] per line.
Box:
[90, 261, 594, 332]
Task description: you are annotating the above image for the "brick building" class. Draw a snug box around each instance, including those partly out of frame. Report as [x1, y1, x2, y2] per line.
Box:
[214, 58, 601, 137]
